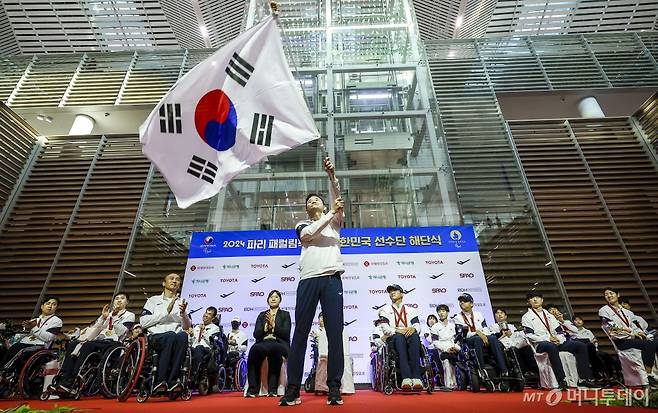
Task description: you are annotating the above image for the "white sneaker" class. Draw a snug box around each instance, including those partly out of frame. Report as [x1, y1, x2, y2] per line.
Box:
[401, 378, 413, 390]
[412, 378, 424, 390]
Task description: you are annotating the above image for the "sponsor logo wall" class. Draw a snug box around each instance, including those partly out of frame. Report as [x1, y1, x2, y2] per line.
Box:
[182, 226, 492, 384]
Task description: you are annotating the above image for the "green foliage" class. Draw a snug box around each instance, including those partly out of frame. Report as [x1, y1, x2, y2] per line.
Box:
[1, 404, 76, 413]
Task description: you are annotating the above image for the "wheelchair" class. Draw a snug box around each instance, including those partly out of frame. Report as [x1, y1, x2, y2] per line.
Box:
[191, 331, 231, 395]
[0, 339, 68, 400]
[226, 350, 247, 392]
[453, 327, 524, 393]
[303, 337, 319, 393]
[426, 346, 448, 390]
[115, 333, 192, 402]
[373, 336, 434, 395]
[40, 341, 122, 400]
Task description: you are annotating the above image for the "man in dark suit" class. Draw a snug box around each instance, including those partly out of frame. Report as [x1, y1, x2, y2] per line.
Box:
[246, 290, 291, 397]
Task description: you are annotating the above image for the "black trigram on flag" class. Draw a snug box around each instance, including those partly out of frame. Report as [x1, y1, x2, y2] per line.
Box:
[225, 53, 254, 87]
[187, 155, 217, 184]
[159, 103, 182, 134]
[250, 113, 274, 147]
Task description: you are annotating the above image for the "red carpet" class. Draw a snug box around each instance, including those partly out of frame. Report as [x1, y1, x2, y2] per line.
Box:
[0, 389, 652, 412]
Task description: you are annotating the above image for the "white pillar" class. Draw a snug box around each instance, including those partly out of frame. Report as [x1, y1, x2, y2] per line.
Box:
[577, 96, 605, 118]
[68, 114, 95, 135]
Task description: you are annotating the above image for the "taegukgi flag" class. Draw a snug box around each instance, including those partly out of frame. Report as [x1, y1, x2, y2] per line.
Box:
[139, 15, 319, 209]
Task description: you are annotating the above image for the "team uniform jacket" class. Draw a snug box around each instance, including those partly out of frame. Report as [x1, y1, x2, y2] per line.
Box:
[573, 327, 596, 342]
[452, 310, 490, 338]
[598, 304, 643, 340]
[489, 322, 527, 348]
[228, 329, 248, 353]
[190, 322, 221, 349]
[378, 303, 421, 336]
[140, 294, 191, 334]
[82, 310, 135, 342]
[430, 319, 460, 352]
[19, 314, 62, 347]
[522, 308, 566, 345]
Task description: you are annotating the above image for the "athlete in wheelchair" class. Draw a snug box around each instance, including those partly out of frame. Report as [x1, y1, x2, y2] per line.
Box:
[41, 292, 135, 400]
[225, 316, 247, 391]
[0, 296, 63, 399]
[375, 284, 434, 395]
[452, 293, 524, 392]
[116, 273, 193, 402]
[188, 306, 224, 394]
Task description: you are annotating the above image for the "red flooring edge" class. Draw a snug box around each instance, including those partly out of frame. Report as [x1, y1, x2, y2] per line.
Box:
[0, 389, 653, 413]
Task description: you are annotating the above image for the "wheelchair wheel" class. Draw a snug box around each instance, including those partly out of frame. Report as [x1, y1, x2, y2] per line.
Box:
[136, 389, 149, 403]
[180, 388, 192, 401]
[100, 345, 125, 398]
[370, 354, 378, 390]
[234, 357, 247, 390]
[78, 351, 102, 396]
[484, 379, 495, 392]
[498, 380, 509, 392]
[216, 365, 227, 392]
[509, 379, 524, 392]
[198, 375, 209, 396]
[383, 384, 394, 395]
[117, 336, 147, 402]
[469, 371, 480, 393]
[421, 352, 434, 393]
[17, 350, 57, 399]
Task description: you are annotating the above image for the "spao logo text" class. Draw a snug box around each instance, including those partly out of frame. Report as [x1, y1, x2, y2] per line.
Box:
[281, 276, 296, 282]
[460, 273, 475, 278]
[250, 291, 265, 297]
[432, 288, 447, 294]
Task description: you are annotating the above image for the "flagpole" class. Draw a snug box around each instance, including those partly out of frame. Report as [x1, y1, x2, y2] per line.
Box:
[268, 0, 329, 224]
[268, 0, 327, 156]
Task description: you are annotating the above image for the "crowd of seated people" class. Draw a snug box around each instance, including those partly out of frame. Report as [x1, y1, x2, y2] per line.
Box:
[372, 285, 657, 392]
[1, 279, 656, 402]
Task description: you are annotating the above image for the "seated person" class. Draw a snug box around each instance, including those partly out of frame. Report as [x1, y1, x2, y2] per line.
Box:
[227, 316, 248, 365]
[599, 287, 657, 384]
[490, 308, 538, 376]
[620, 299, 655, 340]
[545, 304, 579, 338]
[453, 293, 508, 376]
[1, 296, 62, 372]
[572, 315, 616, 380]
[140, 273, 191, 393]
[246, 290, 291, 397]
[493, 308, 531, 348]
[523, 290, 597, 389]
[189, 307, 220, 378]
[57, 292, 134, 392]
[431, 304, 459, 388]
[370, 318, 388, 353]
[423, 315, 438, 349]
[311, 312, 354, 394]
[431, 304, 459, 354]
[378, 284, 423, 390]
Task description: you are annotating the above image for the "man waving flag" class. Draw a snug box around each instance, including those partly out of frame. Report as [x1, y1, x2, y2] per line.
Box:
[139, 13, 319, 209]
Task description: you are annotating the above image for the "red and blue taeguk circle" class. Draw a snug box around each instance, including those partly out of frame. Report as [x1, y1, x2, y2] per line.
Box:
[194, 89, 237, 151]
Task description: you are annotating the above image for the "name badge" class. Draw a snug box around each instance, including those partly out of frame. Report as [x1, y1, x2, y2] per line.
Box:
[106, 330, 114, 336]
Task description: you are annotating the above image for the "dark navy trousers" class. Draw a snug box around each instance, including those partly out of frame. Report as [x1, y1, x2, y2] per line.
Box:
[287, 273, 344, 389]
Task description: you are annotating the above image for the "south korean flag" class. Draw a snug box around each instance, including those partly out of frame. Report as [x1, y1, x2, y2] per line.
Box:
[140, 15, 319, 209]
